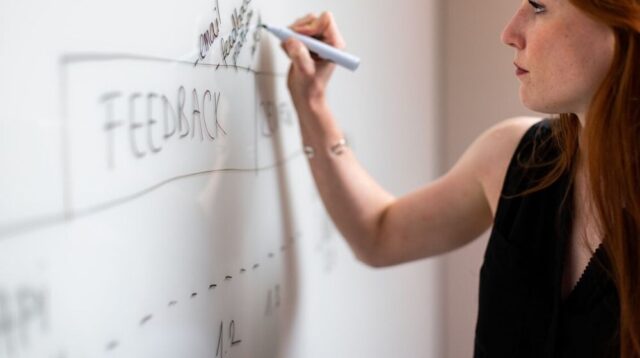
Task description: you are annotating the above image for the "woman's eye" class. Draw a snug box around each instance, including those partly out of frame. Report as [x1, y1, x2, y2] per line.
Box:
[528, 0, 546, 14]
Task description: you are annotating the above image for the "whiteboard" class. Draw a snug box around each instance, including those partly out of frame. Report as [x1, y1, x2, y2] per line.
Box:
[0, 0, 443, 357]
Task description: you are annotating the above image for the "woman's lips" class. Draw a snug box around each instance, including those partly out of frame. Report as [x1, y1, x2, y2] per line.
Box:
[515, 63, 529, 76]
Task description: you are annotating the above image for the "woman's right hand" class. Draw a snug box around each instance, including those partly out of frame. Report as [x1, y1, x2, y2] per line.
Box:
[281, 12, 346, 109]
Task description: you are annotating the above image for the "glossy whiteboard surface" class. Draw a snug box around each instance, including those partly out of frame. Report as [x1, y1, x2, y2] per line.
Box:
[0, 0, 443, 357]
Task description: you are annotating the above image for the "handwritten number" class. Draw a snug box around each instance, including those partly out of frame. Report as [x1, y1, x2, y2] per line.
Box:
[216, 321, 224, 357]
[230, 320, 242, 345]
[265, 284, 282, 316]
[216, 320, 242, 357]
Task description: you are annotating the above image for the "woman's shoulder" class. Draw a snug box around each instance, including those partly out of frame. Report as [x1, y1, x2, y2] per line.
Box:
[480, 116, 546, 147]
[472, 116, 545, 215]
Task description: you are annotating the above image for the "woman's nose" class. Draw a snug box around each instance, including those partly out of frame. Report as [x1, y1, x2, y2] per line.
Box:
[501, 10, 525, 50]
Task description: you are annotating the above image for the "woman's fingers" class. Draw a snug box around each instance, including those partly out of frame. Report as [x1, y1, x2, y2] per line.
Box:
[313, 12, 346, 49]
[290, 12, 346, 49]
[281, 12, 341, 100]
[282, 38, 315, 77]
[292, 13, 317, 27]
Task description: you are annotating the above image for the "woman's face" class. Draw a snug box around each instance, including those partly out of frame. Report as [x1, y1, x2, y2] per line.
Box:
[501, 0, 615, 116]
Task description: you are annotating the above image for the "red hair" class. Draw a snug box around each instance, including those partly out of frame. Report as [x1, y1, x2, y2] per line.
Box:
[531, 0, 640, 355]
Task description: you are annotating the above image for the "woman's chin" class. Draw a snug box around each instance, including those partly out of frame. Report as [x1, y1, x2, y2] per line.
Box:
[519, 93, 562, 115]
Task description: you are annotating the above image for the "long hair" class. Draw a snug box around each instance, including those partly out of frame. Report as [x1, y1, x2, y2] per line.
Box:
[529, 1, 640, 356]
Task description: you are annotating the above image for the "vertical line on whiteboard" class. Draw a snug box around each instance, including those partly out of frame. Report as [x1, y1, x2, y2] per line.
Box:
[254, 73, 259, 175]
[58, 60, 74, 221]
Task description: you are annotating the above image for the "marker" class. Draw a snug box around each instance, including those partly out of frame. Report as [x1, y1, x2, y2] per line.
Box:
[260, 24, 360, 72]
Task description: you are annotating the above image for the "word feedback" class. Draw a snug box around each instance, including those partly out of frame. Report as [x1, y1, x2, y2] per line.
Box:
[100, 87, 226, 169]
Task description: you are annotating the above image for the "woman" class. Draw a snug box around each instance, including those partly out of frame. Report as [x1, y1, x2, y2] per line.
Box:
[281, 0, 640, 356]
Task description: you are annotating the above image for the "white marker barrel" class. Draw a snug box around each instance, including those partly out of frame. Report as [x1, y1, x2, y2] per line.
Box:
[262, 24, 361, 72]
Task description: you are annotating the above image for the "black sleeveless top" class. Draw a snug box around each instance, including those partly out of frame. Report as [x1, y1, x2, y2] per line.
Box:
[474, 119, 620, 357]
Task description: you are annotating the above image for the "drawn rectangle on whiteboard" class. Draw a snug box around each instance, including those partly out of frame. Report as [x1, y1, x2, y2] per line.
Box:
[62, 56, 261, 213]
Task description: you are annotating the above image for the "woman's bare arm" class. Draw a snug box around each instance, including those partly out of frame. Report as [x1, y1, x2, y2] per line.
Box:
[282, 12, 540, 267]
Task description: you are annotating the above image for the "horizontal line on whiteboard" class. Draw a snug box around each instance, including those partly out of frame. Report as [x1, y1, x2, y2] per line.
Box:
[0, 150, 303, 241]
[59, 52, 287, 77]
